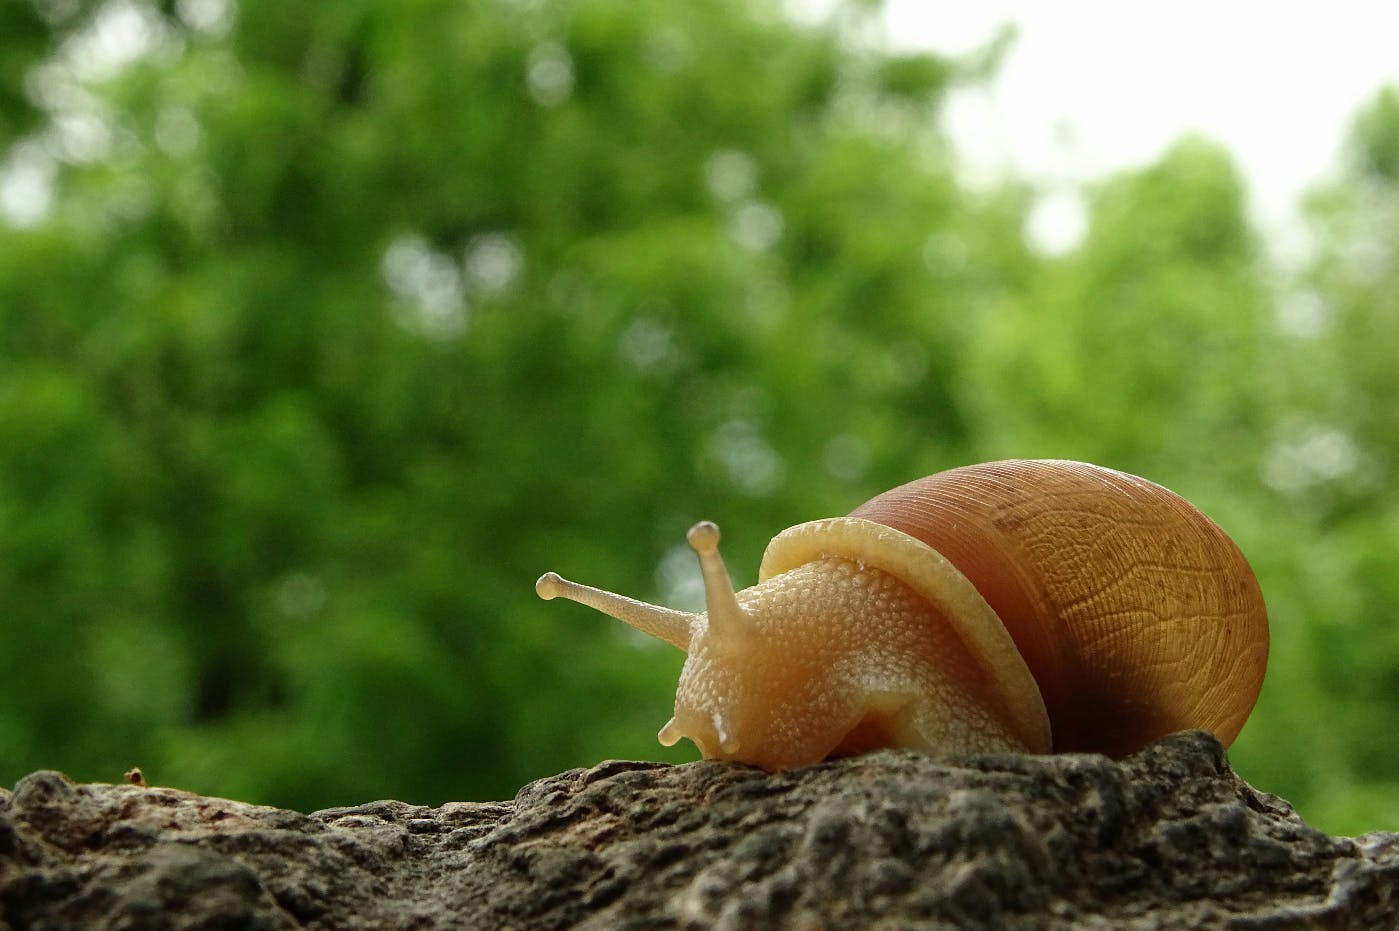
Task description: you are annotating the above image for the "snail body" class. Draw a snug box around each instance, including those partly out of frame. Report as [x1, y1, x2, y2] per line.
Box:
[536, 459, 1269, 769]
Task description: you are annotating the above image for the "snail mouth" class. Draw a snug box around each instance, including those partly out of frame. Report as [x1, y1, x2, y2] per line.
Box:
[658, 712, 740, 759]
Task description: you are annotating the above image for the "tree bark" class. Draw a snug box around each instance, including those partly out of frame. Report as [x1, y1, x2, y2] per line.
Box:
[2, 731, 1395, 929]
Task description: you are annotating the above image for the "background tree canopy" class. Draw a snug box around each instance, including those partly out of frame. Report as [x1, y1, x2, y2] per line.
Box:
[1, 0, 1395, 835]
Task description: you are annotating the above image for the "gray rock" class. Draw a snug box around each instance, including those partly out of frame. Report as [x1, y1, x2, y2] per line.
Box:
[2, 731, 1395, 929]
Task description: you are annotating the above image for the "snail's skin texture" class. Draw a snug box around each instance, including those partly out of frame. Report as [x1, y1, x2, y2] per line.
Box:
[536, 459, 1269, 770]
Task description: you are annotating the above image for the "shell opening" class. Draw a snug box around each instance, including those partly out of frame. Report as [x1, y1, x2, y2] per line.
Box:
[758, 517, 1053, 755]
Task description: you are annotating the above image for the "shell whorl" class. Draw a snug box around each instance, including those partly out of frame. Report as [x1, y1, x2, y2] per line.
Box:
[847, 459, 1269, 756]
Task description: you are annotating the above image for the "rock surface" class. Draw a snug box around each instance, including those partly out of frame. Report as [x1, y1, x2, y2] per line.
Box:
[1, 731, 1396, 929]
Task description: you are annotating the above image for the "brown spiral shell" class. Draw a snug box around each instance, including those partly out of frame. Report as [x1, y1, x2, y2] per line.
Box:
[848, 459, 1269, 757]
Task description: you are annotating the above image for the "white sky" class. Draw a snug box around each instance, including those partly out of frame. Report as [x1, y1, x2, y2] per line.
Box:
[9, 2, 1399, 249]
[875, 1, 1399, 253]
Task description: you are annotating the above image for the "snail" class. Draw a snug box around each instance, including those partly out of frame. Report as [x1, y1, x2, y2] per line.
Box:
[536, 459, 1269, 769]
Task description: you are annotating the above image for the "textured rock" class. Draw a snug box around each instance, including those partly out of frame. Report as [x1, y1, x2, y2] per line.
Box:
[2, 731, 1396, 929]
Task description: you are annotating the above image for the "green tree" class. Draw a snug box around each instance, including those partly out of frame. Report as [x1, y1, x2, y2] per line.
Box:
[1245, 85, 1399, 833]
[963, 137, 1275, 486]
[0, 0, 1022, 810]
[3, 0, 1396, 837]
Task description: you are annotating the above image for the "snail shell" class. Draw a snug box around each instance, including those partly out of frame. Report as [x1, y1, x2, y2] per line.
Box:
[842, 459, 1269, 757]
[537, 459, 1269, 767]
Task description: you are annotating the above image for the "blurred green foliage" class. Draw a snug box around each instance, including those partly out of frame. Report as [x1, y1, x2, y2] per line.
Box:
[1, 0, 1396, 835]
